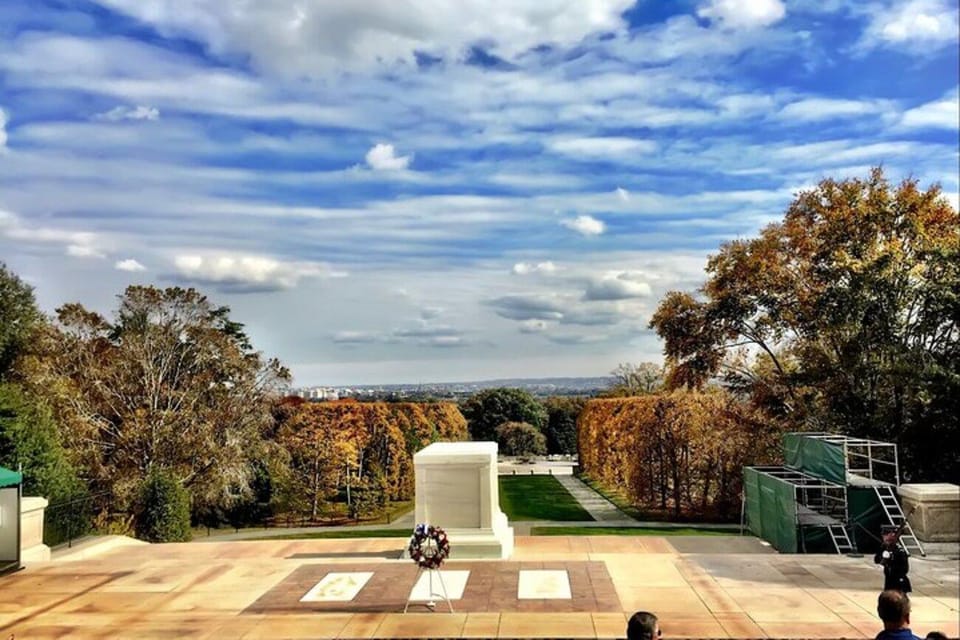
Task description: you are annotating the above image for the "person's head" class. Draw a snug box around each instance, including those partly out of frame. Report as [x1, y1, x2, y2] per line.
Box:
[924, 632, 948, 640]
[627, 611, 660, 640]
[877, 590, 911, 630]
[881, 526, 900, 545]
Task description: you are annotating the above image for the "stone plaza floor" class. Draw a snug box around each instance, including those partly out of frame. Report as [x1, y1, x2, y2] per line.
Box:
[0, 536, 957, 639]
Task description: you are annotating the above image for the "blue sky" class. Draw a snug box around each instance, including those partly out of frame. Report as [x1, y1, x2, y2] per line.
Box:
[0, 0, 957, 385]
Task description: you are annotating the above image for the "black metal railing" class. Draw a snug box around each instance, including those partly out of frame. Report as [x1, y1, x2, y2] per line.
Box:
[43, 491, 111, 548]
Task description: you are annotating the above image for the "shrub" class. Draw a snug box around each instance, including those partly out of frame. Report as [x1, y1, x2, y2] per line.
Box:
[136, 467, 192, 542]
[496, 421, 547, 457]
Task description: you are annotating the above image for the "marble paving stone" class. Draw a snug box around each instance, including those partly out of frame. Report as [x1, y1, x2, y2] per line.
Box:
[724, 586, 844, 622]
[498, 612, 596, 638]
[374, 612, 467, 638]
[461, 612, 501, 638]
[518, 570, 572, 599]
[803, 587, 875, 615]
[591, 612, 628, 638]
[336, 612, 387, 638]
[243, 614, 353, 639]
[408, 570, 470, 601]
[301, 572, 375, 603]
[690, 583, 744, 614]
[659, 617, 729, 639]
[757, 620, 868, 639]
[616, 587, 712, 618]
[713, 612, 768, 638]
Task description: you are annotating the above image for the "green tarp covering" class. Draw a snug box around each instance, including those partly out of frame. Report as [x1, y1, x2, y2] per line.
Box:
[847, 486, 885, 554]
[744, 468, 798, 553]
[0, 466, 21, 488]
[783, 433, 846, 484]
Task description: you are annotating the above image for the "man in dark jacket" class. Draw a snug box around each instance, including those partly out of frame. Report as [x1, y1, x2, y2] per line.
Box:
[875, 589, 921, 640]
[875, 526, 911, 593]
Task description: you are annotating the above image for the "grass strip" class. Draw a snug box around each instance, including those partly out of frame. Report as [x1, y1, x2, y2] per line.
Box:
[498, 475, 594, 521]
[530, 526, 736, 536]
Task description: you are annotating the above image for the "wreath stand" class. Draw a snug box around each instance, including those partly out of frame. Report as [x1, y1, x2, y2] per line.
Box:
[404, 525, 454, 613]
[403, 564, 454, 613]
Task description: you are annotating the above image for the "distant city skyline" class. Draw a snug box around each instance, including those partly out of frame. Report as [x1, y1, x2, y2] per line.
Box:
[1, 0, 957, 385]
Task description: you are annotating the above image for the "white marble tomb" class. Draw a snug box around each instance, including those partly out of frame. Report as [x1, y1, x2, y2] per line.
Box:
[413, 441, 514, 559]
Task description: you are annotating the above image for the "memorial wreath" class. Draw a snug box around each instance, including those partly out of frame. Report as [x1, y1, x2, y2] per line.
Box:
[407, 523, 450, 570]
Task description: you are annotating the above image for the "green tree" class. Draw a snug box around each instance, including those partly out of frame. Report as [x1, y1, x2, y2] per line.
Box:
[0, 263, 42, 379]
[495, 421, 547, 457]
[650, 169, 959, 482]
[461, 388, 547, 442]
[136, 467, 192, 542]
[543, 397, 584, 455]
[34, 286, 290, 516]
[0, 384, 82, 497]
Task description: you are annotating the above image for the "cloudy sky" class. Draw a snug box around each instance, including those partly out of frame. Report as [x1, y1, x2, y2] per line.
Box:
[1, 0, 957, 386]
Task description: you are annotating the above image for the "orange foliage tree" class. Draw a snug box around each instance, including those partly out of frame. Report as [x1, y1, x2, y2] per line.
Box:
[277, 400, 467, 518]
[578, 389, 780, 520]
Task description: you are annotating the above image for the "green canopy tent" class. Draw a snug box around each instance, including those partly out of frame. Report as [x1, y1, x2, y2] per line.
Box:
[0, 465, 22, 574]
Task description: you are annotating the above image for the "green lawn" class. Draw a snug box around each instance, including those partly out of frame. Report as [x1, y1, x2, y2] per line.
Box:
[498, 475, 593, 521]
[245, 528, 412, 541]
[530, 526, 737, 536]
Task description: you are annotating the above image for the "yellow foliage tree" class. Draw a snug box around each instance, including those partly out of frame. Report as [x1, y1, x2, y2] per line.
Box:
[578, 389, 780, 520]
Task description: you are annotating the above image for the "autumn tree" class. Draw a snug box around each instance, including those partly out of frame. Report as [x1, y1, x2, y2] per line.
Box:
[650, 169, 959, 481]
[461, 388, 547, 442]
[277, 400, 468, 520]
[605, 362, 663, 397]
[32, 286, 290, 518]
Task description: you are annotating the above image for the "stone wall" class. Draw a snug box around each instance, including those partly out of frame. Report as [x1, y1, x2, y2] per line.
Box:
[900, 483, 959, 543]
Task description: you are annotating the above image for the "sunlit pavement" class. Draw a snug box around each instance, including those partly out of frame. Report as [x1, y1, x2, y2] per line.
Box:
[1, 536, 956, 639]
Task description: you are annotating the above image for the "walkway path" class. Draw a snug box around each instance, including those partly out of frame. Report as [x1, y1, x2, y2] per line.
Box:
[555, 475, 633, 522]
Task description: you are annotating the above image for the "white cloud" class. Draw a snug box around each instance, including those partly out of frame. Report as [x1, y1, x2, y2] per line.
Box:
[859, 0, 959, 53]
[561, 215, 605, 236]
[548, 137, 656, 159]
[333, 331, 379, 344]
[115, 258, 147, 272]
[66, 244, 107, 258]
[172, 253, 328, 291]
[697, 0, 786, 29]
[365, 143, 412, 170]
[777, 97, 889, 121]
[95, 105, 160, 121]
[900, 89, 960, 130]
[583, 271, 653, 301]
[1, 208, 106, 258]
[0, 107, 7, 150]
[512, 261, 557, 275]
[615, 187, 630, 202]
[88, 0, 636, 74]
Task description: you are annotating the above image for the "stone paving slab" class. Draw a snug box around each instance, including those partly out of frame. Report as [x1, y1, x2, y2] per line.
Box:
[0, 536, 957, 639]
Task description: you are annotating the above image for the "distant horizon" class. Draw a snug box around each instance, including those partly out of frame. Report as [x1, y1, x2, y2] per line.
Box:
[291, 373, 617, 389]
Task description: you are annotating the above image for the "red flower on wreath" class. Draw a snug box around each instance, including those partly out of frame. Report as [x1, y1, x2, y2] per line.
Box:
[408, 523, 450, 570]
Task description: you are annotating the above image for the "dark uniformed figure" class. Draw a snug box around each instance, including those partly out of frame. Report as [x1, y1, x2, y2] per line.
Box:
[875, 526, 912, 594]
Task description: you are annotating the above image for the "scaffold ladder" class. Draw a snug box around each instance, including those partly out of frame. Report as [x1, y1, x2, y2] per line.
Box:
[827, 523, 856, 554]
[874, 485, 925, 557]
